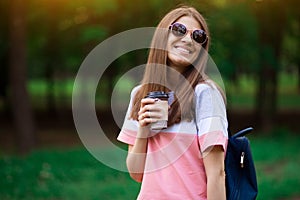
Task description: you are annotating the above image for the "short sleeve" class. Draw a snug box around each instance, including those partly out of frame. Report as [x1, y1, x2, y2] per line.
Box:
[195, 83, 228, 153]
[117, 86, 140, 145]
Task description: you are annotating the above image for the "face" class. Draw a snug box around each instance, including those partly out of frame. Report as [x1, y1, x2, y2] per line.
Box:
[167, 16, 202, 73]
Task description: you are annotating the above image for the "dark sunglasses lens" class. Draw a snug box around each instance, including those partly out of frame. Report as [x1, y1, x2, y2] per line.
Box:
[172, 23, 186, 37]
[193, 30, 207, 44]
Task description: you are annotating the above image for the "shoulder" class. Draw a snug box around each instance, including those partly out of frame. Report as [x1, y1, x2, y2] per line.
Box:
[195, 82, 212, 95]
[195, 80, 221, 97]
[130, 85, 142, 98]
[194, 80, 226, 107]
[194, 81, 228, 120]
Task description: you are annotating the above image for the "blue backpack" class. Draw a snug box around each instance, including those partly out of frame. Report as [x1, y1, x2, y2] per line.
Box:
[225, 127, 258, 200]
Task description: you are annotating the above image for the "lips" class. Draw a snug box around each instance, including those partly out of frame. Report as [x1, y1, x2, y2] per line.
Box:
[174, 45, 193, 54]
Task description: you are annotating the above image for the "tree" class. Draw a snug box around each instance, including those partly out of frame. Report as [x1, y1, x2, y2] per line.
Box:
[9, 0, 36, 153]
[0, 0, 9, 114]
[209, 3, 259, 82]
[285, 0, 300, 92]
[44, 0, 62, 114]
[253, 0, 287, 131]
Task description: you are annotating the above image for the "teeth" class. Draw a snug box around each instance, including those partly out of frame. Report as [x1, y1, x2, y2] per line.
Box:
[176, 46, 190, 54]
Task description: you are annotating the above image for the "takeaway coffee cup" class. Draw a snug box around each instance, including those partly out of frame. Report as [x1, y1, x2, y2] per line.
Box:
[145, 91, 169, 130]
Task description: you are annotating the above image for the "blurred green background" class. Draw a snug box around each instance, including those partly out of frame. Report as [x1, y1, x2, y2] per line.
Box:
[0, 0, 299, 199]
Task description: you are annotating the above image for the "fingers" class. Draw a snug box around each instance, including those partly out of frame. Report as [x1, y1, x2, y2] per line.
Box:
[139, 105, 159, 116]
[138, 111, 149, 121]
[140, 98, 158, 109]
[138, 98, 169, 127]
[138, 111, 158, 127]
[138, 98, 160, 127]
[138, 111, 162, 121]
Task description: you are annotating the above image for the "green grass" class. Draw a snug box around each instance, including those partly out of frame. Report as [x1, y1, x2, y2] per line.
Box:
[0, 147, 140, 200]
[1, 130, 300, 200]
[249, 129, 300, 199]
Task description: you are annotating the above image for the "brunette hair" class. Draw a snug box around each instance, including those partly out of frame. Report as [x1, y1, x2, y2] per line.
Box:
[130, 6, 221, 125]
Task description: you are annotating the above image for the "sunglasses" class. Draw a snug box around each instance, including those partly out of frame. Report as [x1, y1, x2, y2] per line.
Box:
[169, 22, 208, 45]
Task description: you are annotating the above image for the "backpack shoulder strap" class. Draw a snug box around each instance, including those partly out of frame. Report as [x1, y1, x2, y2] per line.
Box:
[232, 127, 253, 138]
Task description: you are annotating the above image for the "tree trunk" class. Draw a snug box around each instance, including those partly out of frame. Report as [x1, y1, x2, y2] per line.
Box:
[256, 65, 278, 132]
[298, 14, 300, 93]
[254, 0, 285, 132]
[298, 42, 300, 93]
[298, 64, 300, 93]
[0, 52, 9, 115]
[9, 0, 36, 154]
[45, 0, 60, 115]
[0, 1, 10, 116]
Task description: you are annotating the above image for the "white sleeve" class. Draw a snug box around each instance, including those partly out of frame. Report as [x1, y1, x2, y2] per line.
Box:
[195, 83, 228, 153]
[117, 86, 140, 145]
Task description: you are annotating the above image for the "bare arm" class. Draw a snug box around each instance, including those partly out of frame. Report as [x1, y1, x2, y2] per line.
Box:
[203, 145, 226, 200]
[126, 98, 161, 182]
[126, 127, 149, 182]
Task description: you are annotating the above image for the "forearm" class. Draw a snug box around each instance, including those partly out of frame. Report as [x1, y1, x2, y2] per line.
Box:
[203, 145, 226, 200]
[127, 97, 159, 181]
[126, 127, 149, 182]
[126, 138, 148, 172]
[207, 173, 226, 200]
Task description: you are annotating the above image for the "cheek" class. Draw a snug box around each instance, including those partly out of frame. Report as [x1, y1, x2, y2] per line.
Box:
[191, 51, 200, 62]
[166, 36, 176, 51]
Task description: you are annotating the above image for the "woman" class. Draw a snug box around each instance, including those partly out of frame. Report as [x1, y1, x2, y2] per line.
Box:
[117, 5, 228, 200]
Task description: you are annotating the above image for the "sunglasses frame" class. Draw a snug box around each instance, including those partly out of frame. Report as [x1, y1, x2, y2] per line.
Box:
[168, 22, 208, 45]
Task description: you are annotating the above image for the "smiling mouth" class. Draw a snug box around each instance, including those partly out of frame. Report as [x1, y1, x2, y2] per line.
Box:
[175, 46, 192, 54]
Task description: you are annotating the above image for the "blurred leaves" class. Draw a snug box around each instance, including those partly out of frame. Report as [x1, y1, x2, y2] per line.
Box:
[0, 0, 297, 80]
[0, 0, 299, 132]
[209, 2, 259, 78]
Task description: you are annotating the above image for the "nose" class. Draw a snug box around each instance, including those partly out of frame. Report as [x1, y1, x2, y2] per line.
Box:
[181, 31, 193, 43]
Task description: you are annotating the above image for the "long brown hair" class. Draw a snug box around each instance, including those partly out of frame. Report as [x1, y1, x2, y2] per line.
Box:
[130, 6, 217, 125]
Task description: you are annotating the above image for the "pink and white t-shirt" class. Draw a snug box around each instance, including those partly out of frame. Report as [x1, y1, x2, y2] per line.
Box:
[117, 82, 228, 200]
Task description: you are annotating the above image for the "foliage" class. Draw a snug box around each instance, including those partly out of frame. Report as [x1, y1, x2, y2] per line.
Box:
[1, 0, 298, 97]
[209, 2, 259, 79]
[1, 0, 299, 151]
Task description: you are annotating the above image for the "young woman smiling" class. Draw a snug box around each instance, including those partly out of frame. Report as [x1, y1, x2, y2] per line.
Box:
[118, 5, 228, 200]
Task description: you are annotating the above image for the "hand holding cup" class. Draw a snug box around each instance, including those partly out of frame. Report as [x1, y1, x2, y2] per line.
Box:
[138, 91, 169, 130]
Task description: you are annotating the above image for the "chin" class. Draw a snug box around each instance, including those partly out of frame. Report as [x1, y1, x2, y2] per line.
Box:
[174, 57, 193, 67]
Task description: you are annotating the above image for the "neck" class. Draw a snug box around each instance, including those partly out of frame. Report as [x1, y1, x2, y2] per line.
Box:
[166, 66, 181, 87]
